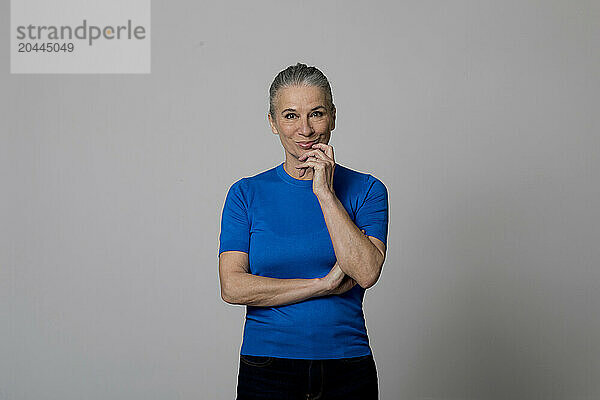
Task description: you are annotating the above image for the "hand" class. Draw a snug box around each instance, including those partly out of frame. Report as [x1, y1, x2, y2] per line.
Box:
[296, 143, 336, 199]
[321, 262, 357, 296]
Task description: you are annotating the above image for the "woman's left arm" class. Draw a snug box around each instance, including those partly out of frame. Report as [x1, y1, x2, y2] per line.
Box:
[317, 193, 386, 289]
[297, 143, 387, 289]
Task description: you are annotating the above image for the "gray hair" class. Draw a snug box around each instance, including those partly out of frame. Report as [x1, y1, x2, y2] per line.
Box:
[268, 62, 335, 117]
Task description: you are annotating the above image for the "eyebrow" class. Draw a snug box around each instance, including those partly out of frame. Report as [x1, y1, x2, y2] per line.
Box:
[281, 105, 326, 115]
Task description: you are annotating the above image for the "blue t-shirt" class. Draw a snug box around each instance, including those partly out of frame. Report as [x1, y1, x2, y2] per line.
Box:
[218, 162, 388, 359]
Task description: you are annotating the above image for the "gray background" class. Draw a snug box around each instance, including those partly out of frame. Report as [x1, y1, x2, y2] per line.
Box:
[2, 1, 599, 399]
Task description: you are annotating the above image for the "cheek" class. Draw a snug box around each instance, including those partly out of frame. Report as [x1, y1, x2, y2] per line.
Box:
[281, 131, 293, 140]
[314, 120, 331, 132]
[278, 132, 295, 146]
[279, 126, 297, 139]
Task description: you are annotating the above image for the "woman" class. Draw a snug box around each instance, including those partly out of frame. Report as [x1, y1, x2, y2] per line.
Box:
[218, 63, 389, 399]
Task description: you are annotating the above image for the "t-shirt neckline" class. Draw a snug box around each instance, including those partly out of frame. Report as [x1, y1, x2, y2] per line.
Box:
[276, 162, 340, 188]
[276, 162, 315, 188]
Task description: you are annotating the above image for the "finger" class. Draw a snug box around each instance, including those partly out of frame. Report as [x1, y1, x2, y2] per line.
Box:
[311, 143, 334, 160]
[307, 151, 331, 164]
[295, 159, 326, 170]
[298, 149, 331, 163]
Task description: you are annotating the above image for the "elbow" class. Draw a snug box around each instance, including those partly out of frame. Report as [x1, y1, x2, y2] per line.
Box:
[359, 269, 381, 289]
[220, 270, 252, 305]
[221, 289, 233, 304]
[220, 282, 240, 305]
[222, 291, 243, 305]
[359, 254, 385, 290]
[221, 291, 233, 304]
[358, 279, 373, 290]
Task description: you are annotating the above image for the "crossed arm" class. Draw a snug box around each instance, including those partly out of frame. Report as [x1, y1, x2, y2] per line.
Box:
[317, 192, 386, 289]
[219, 251, 331, 307]
[219, 193, 386, 307]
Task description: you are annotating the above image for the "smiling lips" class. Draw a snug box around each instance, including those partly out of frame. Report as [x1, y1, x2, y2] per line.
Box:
[297, 141, 316, 149]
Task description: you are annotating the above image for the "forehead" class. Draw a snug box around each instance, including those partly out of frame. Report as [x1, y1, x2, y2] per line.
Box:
[274, 85, 327, 110]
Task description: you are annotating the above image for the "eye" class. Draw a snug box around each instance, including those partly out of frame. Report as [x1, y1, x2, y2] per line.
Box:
[310, 111, 324, 117]
[284, 113, 297, 119]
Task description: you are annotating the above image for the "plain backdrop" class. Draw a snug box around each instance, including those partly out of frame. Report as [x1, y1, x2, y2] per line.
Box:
[2, 1, 599, 399]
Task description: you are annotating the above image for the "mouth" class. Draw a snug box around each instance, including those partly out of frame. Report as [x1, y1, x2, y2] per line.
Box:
[297, 140, 317, 149]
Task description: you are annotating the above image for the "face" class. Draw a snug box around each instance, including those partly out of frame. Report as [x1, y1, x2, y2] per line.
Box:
[268, 85, 336, 161]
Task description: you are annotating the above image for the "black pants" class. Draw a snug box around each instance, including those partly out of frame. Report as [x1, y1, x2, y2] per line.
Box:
[236, 353, 378, 400]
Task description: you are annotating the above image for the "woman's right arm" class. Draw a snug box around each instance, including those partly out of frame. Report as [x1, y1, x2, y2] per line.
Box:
[219, 251, 356, 307]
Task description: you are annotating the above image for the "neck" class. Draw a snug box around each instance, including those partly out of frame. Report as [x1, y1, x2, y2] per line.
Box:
[283, 156, 314, 180]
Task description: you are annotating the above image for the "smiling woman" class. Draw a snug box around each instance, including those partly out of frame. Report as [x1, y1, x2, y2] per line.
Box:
[218, 62, 389, 399]
[268, 84, 335, 181]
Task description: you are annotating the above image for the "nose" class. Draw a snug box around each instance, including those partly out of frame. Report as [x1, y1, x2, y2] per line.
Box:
[299, 115, 314, 137]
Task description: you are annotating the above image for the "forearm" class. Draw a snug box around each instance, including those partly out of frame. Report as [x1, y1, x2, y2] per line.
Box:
[318, 193, 384, 289]
[223, 271, 329, 307]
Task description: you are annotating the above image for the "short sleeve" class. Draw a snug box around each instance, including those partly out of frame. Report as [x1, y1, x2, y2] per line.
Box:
[354, 175, 389, 247]
[218, 180, 250, 256]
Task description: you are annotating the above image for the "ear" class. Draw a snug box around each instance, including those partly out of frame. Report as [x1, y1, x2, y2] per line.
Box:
[268, 113, 279, 135]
